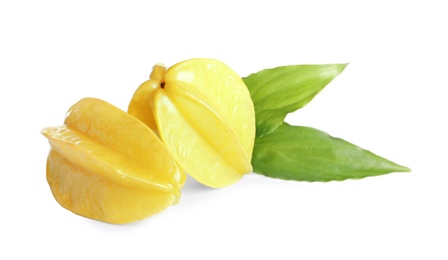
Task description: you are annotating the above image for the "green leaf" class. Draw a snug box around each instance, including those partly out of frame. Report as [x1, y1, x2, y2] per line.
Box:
[252, 123, 410, 182]
[243, 64, 348, 137]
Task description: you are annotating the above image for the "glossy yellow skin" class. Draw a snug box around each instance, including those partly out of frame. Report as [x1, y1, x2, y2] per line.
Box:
[42, 98, 184, 224]
[128, 59, 256, 188]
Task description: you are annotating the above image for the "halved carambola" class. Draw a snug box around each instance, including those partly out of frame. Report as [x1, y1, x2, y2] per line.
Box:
[42, 98, 184, 224]
[128, 59, 256, 188]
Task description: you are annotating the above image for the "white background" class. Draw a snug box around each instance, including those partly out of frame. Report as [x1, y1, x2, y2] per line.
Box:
[1, 0, 447, 259]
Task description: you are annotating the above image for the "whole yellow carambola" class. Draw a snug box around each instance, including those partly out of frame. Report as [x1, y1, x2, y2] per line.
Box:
[42, 98, 185, 224]
[128, 59, 256, 188]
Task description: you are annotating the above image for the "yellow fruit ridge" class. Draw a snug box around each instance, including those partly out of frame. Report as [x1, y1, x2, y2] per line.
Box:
[127, 65, 164, 133]
[42, 98, 184, 224]
[128, 59, 256, 188]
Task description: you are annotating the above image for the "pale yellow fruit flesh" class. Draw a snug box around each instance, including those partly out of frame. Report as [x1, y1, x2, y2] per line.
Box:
[154, 90, 247, 187]
[165, 59, 255, 157]
[42, 98, 184, 224]
[127, 59, 255, 188]
[152, 59, 255, 188]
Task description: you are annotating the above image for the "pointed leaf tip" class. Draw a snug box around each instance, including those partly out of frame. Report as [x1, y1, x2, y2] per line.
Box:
[243, 63, 348, 137]
[252, 123, 410, 182]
